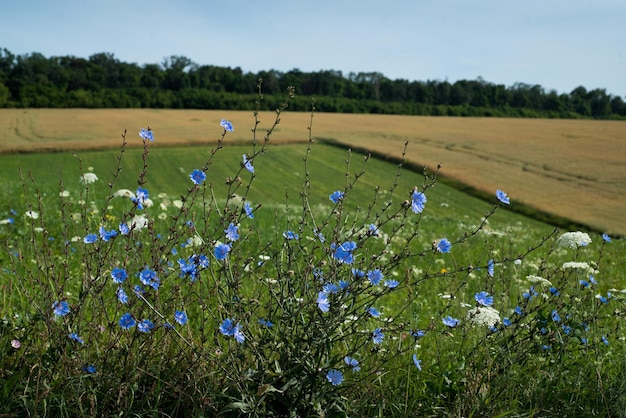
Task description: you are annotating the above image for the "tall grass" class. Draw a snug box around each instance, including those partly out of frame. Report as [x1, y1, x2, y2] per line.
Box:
[1, 86, 624, 417]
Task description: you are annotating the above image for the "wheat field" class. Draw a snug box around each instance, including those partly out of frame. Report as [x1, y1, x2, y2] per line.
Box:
[1, 108, 624, 235]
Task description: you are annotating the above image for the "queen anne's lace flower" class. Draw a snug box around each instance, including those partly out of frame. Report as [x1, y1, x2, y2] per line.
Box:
[526, 275, 553, 287]
[467, 306, 501, 327]
[79, 172, 99, 185]
[562, 261, 594, 273]
[556, 231, 592, 249]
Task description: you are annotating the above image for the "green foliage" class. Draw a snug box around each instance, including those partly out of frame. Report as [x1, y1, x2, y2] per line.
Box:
[1, 93, 625, 416]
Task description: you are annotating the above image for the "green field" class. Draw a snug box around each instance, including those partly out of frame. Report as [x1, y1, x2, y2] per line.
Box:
[1, 114, 625, 416]
[2, 108, 625, 235]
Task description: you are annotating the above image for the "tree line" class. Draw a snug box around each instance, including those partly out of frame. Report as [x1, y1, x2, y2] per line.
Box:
[1, 48, 625, 119]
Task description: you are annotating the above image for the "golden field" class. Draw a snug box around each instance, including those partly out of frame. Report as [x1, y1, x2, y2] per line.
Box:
[1, 108, 625, 235]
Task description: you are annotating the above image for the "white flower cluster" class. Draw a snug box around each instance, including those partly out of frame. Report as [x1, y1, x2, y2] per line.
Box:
[466, 306, 501, 327]
[79, 172, 99, 186]
[526, 275, 553, 287]
[562, 261, 595, 273]
[24, 210, 39, 219]
[556, 231, 592, 249]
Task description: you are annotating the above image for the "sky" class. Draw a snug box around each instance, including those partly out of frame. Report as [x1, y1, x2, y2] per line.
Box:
[2, 0, 625, 96]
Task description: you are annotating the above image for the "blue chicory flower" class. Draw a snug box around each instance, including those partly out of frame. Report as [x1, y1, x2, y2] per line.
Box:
[119, 313, 136, 329]
[412, 354, 422, 371]
[368, 306, 381, 318]
[345, 356, 360, 372]
[219, 318, 245, 343]
[317, 292, 330, 312]
[242, 154, 254, 174]
[244, 202, 254, 219]
[367, 269, 384, 285]
[329, 190, 344, 204]
[487, 259, 494, 277]
[132, 187, 150, 210]
[99, 226, 118, 241]
[411, 330, 425, 338]
[53, 301, 70, 317]
[214, 243, 231, 261]
[372, 328, 384, 344]
[117, 287, 129, 304]
[137, 319, 154, 333]
[323, 283, 339, 294]
[111, 267, 128, 284]
[258, 318, 274, 328]
[326, 369, 344, 386]
[352, 268, 365, 278]
[83, 364, 97, 374]
[139, 267, 160, 290]
[69, 333, 84, 344]
[83, 234, 98, 244]
[139, 128, 154, 141]
[332, 241, 357, 264]
[283, 231, 299, 240]
[220, 119, 234, 132]
[442, 316, 460, 328]
[496, 189, 510, 205]
[225, 223, 239, 241]
[190, 169, 206, 185]
[174, 311, 188, 325]
[475, 291, 493, 307]
[119, 223, 130, 235]
[436, 238, 452, 253]
[384, 279, 399, 289]
[411, 189, 427, 213]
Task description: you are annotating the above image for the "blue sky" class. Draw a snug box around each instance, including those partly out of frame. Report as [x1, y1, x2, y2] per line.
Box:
[2, 0, 625, 96]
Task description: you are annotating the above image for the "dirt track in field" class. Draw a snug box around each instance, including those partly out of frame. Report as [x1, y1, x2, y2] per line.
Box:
[1, 109, 625, 235]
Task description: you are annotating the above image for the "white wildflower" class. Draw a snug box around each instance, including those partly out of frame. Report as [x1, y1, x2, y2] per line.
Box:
[130, 214, 148, 231]
[526, 275, 553, 287]
[562, 261, 594, 273]
[24, 210, 39, 219]
[556, 231, 592, 249]
[173, 200, 184, 209]
[467, 306, 501, 327]
[157, 213, 168, 220]
[188, 235, 203, 247]
[79, 172, 99, 186]
[59, 190, 70, 197]
[112, 189, 136, 199]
